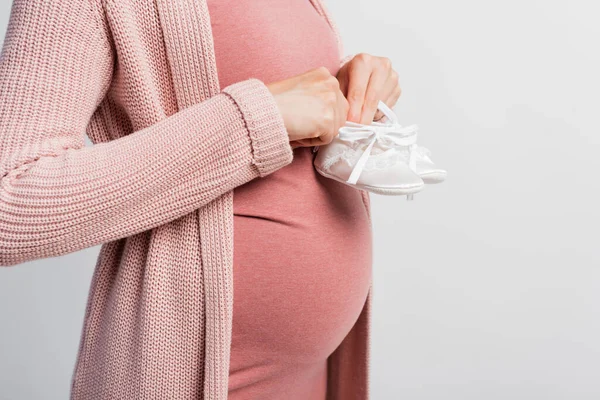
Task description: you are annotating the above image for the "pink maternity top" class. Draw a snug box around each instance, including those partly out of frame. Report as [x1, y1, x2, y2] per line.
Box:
[207, 1, 373, 399]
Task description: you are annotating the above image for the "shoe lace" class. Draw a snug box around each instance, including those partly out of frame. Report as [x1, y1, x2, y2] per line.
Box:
[337, 101, 420, 187]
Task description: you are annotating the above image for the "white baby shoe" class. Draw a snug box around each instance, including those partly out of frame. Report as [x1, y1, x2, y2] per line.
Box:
[313, 100, 446, 198]
[313, 121, 424, 196]
[402, 145, 447, 184]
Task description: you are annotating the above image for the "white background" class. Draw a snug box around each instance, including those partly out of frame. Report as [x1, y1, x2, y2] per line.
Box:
[1, 0, 600, 399]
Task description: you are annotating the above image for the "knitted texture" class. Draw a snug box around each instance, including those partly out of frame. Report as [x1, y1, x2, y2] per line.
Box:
[0, 0, 372, 399]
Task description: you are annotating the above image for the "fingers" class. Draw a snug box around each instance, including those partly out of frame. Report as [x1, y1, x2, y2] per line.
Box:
[314, 87, 348, 147]
[387, 72, 402, 106]
[297, 89, 346, 148]
[374, 71, 401, 121]
[343, 54, 401, 124]
[289, 56, 402, 149]
[361, 67, 388, 124]
[337, 64, 349, 98]
[335, 87, 349, 134]
[298, 137, 328, 147]
[345, 55, 371, 123]
[289, 140, 302, 149]
[293, 138, 315, 147]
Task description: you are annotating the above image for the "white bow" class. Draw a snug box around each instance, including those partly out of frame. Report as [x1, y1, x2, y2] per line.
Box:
[337, 100, 419, 185]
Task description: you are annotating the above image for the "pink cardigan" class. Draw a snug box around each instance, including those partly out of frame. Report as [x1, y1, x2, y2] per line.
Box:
[0, 0, 372, 398]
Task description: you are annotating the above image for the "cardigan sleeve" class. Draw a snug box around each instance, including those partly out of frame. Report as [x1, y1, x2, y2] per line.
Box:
[0, 0, 293, 266]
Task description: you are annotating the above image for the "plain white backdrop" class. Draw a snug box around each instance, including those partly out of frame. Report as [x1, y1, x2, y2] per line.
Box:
[1, 1, 599, 399]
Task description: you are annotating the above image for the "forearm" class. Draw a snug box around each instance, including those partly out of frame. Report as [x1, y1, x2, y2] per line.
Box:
[0, 79, 292, 266]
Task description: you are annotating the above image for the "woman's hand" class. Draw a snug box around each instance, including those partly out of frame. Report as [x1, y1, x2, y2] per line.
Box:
[267, 67, 349, 149]
[336, 53, 402, 124]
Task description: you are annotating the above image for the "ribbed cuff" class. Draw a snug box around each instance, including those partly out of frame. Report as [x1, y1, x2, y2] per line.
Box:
[221, 79, 293, 177]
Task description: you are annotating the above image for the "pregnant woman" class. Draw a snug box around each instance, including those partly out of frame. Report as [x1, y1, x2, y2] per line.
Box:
[0, 0, 401, 399]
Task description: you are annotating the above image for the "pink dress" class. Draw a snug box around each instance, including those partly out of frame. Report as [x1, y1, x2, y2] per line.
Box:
[207, 1, 373, 398]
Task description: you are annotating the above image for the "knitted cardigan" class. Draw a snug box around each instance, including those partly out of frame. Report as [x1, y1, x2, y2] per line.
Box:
[0, 0, 372, 398]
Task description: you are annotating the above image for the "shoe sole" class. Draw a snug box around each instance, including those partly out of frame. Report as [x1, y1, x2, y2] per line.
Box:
[315, 168, 424, 196]
[420, 171, 447, 184]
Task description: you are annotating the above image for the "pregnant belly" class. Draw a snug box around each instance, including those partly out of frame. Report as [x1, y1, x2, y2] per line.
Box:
[230, 147, 372, 385]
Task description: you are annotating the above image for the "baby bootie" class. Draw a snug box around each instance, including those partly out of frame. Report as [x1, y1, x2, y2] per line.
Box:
[313, 101, 446, 199]
[397, 145, 447, 184]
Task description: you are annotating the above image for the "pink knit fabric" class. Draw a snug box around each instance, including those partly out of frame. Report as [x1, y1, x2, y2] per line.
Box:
[0, 0, 372, 399]
[206, 2, 372, 398]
